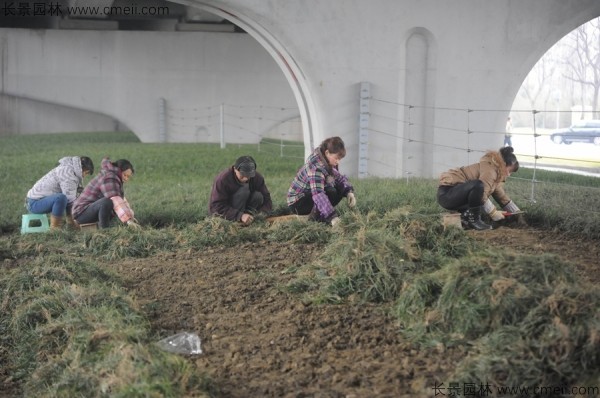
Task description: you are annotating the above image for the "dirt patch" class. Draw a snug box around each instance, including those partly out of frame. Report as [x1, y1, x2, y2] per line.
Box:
[3, 223, 597, 397]
[107, 242, 464, 397]
[102, 224, 600, 397]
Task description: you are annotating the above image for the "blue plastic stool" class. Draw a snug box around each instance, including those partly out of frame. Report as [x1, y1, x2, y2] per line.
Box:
[21, 214, 50, 234]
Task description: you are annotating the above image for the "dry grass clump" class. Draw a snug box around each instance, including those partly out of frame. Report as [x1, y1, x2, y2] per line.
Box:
[282, 204, 600, 390]
[297, 208, 469, 303]
[266, 217, 332, 244]
[396, 252, 576, 343]
[83, 227, 180, 260]
[10, 215, 333, 266]
[396, 248, 600, 389]
[80, 218, 265, 260]
[453, 284, 600, 388]
[0, 255, 216, 397]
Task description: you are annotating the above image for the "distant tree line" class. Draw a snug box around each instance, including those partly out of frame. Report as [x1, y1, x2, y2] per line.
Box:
[514, 17, 600, 128]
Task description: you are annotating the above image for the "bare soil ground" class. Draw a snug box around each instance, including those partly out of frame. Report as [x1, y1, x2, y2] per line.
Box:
[102, 223, 600, 398]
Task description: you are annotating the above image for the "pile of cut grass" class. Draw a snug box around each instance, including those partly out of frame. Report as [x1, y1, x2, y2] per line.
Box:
[3, 201, 600, 394]
[453, 285, 600, 388]
[279, 208, 600, 391]
[396, 252, 577, 344]
[283, 208, 473, 304]
[0, 254, 216, 397]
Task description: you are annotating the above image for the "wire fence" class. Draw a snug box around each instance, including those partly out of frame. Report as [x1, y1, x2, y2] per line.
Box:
[368, 97, 600, 170]
[162, 98, 599, 211]
[164, 102, 303, 154]
[365, 95, 600, 213]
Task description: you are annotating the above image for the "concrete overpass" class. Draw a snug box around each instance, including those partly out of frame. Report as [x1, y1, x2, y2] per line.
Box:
[1, 0, 599, 178]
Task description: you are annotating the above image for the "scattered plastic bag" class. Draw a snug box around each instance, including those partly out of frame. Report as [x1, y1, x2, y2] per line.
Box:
[156, 332, 202, 355]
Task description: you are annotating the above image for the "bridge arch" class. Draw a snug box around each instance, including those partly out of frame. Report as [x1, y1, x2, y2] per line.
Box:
[173, 0, 317, 157]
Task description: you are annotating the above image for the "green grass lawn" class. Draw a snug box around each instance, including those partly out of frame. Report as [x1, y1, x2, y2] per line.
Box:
[0, 131, 306, 230]
[2, 131, 599, 235]
[0, 131, 448, 231]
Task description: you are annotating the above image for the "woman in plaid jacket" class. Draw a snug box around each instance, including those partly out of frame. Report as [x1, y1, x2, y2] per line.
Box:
[72, 157, 139, 229]
[287, 137, 356, 226]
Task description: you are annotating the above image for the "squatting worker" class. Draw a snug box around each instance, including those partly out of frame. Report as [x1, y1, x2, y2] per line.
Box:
[437, 146, 521, 230]
[26, 156, 94, 230]
[208, 155, 273, 226]
[72, 157, 140, 229]
[287, 136, 356, 227]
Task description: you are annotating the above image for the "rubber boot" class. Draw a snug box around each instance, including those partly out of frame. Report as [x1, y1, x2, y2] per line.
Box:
[466, 207, 492, 230]
[50, 215, 64, 230]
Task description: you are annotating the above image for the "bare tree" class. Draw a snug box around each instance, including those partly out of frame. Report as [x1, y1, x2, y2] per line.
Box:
[562, 17, 600, 119]
[518, 55, 558, 127]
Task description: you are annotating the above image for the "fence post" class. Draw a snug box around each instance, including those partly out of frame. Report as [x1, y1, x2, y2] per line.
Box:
[158, 97, 167, 143]
[466, 109, 473, 165]
[530, 110, 539, 203]
[359, 82, 370, 179]
[404, 105, 414, 182]
[220, 103, 225, 149]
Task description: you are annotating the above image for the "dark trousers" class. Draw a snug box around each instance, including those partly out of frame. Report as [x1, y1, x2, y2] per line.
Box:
[289, 186, 344, 216]
[74, 197, 114, 229]
[231, 184, 264, 214]
[437, 180, 485, 212]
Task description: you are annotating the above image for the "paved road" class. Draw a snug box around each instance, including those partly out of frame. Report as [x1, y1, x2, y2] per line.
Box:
[510, 128, 599, 176]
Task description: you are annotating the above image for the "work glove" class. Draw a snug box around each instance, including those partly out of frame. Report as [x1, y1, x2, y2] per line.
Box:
[483, 198, 504, 221]
[330, 217, 341, 227]
[127, 219, 142, 230]
[489, 208, 505, 221]
[347, 192, 356, 208]
[503, 200, 520, 214]
[241, 213, 254, 226]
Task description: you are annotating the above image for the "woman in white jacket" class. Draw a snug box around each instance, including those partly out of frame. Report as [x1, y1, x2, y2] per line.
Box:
[26, 156, 94, 229]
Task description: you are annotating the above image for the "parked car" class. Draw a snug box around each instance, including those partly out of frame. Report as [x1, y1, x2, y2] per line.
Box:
[550, 120, 600, 145]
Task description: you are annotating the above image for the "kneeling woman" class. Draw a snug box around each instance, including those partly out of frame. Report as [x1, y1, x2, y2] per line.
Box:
[287, 136, 356, 226]
[437, 146, 521, 230]
[72, 157, 139, 229]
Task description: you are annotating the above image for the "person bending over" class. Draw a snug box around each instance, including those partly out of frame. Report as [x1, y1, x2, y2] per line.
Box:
[72, 157, 139, 229]
[208, 155, 273, 226]
[287, 136, 356, 227]
[437, 146, 521, 230]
